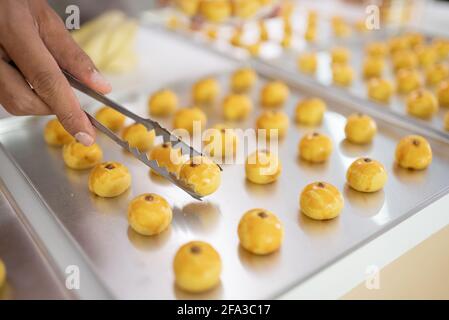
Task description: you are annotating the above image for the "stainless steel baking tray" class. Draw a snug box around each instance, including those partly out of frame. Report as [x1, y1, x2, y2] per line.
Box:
[259, 30, 449, 142]
[1, 71, 449, 299]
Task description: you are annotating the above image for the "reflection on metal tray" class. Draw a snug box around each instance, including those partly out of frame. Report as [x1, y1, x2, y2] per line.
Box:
[1, 72, 449, 299]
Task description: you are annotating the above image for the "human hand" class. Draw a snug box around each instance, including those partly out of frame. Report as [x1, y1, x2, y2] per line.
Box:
[0, 0, 112, 145]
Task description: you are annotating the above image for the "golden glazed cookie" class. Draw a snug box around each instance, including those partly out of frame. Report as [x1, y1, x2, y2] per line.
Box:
[148, 89, 178, 117]
[392, 50, 418, 71]
[260, 81, 290, 108]
[388, 36, 409, 54]
[95, 106, 126, 132]
[367, 78, 394, 103]
[0, 259, 5, 288]
[332, 63, 354, 87]
[395, 68, 422, 94]
[426, 63, 449, 86]
[438, 81, 449, 108]
[304, 25, 317, 43]
[192, 78, 220, 104]
[256, 110, 289, 140]
[365, 42, 388, 58]
[295, 98, 326, 126]
[297, 52, 318, 74]
[230, 68, 257, 92]
[63, 141, 103, 170]
[173, 107, 207, 134]
[204, 124, 238, 158]
[346, 158, 387, 193]
[232, 0, 260, 18]
[199, 0, 231, 22]
[122, 123, 156, 152]
[395, 135, 432, 170]
[43, 119, 74, 147]
[300, 182, 344, 220]
[238, 209, 284, 255]
[149, 142, 183, 176]
[245, 150, 281, 185]
[331, 47, 351, 65]
[362, 57, 385, 79]
[176, 0, 200, 16]
[403, 32, 424, 48]
[299, 132, 333, 163]
[128, 193, 172, 236]
[222, 94, 253, 121]
[345, 113, 377, 144]
[444, 111, 449, 131]
[88, 162, 131, 197]
[432, 38, 449, 59]
[416, 45, 438, 68]
[406, 89, 439, 119]
[174, 241, 221, 293]
[179, 156, 221, 196]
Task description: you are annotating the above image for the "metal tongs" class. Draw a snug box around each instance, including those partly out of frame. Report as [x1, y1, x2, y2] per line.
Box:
[62, 70, 218, 201]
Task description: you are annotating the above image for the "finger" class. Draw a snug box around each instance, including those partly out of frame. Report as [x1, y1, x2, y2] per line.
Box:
[0, 59, 52, 116]
[40, 9, 112, 94]
[1, 18, 95, 145]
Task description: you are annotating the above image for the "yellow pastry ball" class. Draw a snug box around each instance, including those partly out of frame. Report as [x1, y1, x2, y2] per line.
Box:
[367, 78, 394, 103]
[230, 28, 243, 47]
[295, 98, 326, 126]
[204, 124, 238, 158]
[438, 81, 449, 108]
[426, 63, 449, 86]
[149, 142, 183, 176]
[297, 52, 318, 74]
[148, 89, 178, 117]
[416, 45, 438, 68]
[222, 94, 253, 121]
[260, 81, 290, 108]
[193, 78, 220, 104]
[122, 123, 156, 152]
[392, 50, 418, 71]
[300, 182, 344, 220]
[245, 150, 281, 185]
[238, 209, 284, 255]
[362, 57, 385, 79]
[299, 132, 333, 163]
[256, 110, 289, 140]
[127, 193, 172, 236]
[173, 107, 207, 134]
[404, 32, 424, 48]
[332, 63, 354, 87]
[232, 0, 260, 18]
[63, 141, 103, 170]
[346, 158, 387, 193]
[432, 38, 449, 59]
[259, 20, 269, 42]
[43, 119, 74, 147]
[365, 42, 388, 58]
[444, 111, 449, 131]
[230, 68, 257, 93]
[246, 42, 261, 57]
[199, 0, 231, 23]
[280, 34, 292, 49]
[304, 25, 317, 43]
[173, 241, 221, 293]
[396, 68, 422, 94]
[176, 0, 200, 16]
[331, 47, 350, 65]
[395, 135, 432, 170]
[95, 106, 126, 132]
[179, 156, 221, 196]
[406, 89, 439, 119]
[88, 162, 131, 197]
[345, 113, 377, 144]
[0, 259, 5, 288]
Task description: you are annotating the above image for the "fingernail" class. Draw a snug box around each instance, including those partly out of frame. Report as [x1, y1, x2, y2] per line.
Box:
[75, 132, 94, 146]
[91, 69, 112, 91]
